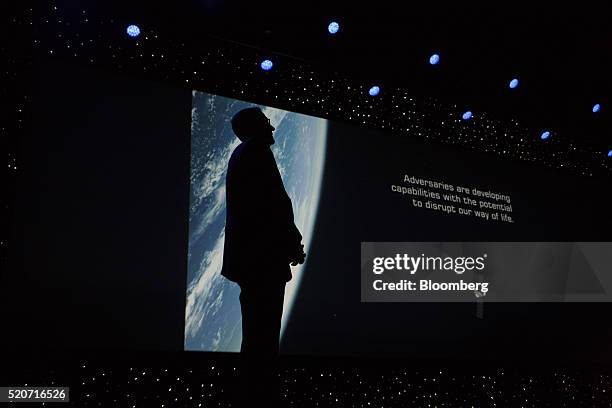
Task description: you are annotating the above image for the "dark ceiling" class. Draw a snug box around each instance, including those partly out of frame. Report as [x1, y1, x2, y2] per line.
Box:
[50, 1, 611, 148]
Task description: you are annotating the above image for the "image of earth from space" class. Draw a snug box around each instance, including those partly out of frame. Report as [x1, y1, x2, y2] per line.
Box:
[184, 91, 328, 352]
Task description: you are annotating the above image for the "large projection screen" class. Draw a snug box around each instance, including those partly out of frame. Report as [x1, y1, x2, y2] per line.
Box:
[185, 90, 612, 361]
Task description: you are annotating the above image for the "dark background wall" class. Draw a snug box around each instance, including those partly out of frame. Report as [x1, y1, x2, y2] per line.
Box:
[3, 59, 191, 352]
[283, 121, 612, 363]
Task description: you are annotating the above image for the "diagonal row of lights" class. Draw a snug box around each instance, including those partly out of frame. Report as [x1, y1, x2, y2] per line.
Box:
[125, 23, 609, 156]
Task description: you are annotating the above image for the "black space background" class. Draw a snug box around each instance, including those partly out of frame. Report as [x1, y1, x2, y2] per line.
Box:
[4, 59, 612, 365]
[3, 59, 191, 352]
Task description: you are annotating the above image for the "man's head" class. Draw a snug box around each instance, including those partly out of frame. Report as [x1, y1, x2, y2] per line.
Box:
[230, 107, 275, 144]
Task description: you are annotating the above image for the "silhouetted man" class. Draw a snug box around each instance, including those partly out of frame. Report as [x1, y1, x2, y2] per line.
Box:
[221, 107, 306, 406]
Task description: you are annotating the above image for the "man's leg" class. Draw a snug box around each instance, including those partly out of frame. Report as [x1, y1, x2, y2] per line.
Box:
[238, 280, 286, 404]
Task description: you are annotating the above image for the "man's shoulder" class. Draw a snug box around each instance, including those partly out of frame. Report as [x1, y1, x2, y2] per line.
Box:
[230, 141, 245, 156]
[228, 141, 247, 165]
[234, 140, 272, 162]
[242, 139, 270, 152]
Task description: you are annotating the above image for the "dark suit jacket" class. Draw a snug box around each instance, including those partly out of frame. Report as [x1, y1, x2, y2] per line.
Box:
[220, 138, 302, 286]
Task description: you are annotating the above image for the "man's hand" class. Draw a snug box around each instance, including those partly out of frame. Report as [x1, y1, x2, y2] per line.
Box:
[288, 243, 306, 266]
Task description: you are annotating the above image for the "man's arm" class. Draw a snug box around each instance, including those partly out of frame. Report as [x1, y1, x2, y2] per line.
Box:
[240, 144, 304, 262]
[262, 147, 304, 259]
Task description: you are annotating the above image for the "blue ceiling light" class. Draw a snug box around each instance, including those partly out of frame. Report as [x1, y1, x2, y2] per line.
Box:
[328, 21, 340, 34]
[429, 54, 440, 65]
[593, 103, 601, 113]
[608, 150, 612, 157]
[509, 78, 519, 89]
[541, 131, 551, 140]
[369, 86, 380, 96]
[260, 59, 273, 71]
[126, 24, 140, 38]
[462, 111, 473, 120]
